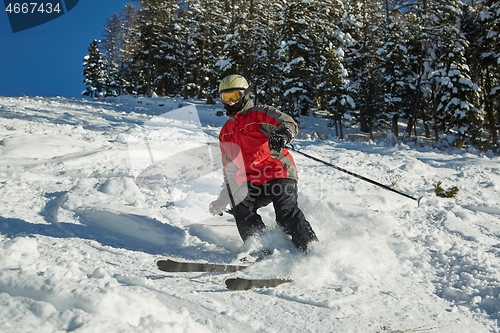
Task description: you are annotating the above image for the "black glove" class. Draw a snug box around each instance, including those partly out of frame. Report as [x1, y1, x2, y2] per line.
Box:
[209, 198, 228, 216]
[268, 133, 288, 151]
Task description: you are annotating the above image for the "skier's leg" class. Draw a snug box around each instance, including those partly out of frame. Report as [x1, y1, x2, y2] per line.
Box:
[267, 179, 318, 251]
[232, 182, 270, 241]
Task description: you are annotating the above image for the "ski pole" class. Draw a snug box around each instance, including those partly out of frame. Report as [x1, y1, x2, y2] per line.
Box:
[288, 145, 424, 206]
[222, 176, 237, 216]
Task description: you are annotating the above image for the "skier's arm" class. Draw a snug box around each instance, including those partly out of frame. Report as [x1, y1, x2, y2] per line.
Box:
[258, 105, 298, 149]
[209, 144, 238, 215]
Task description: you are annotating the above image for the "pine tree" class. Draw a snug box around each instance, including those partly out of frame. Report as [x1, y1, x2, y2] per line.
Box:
[400, 11, 433, 140]
[170, 4, 191, 98]
[356, 58, 388, 140]
[343, 0, 388, 138]
[483, 0, 500, 149]
[423, 0, 481, 147]
[279, 0, 318, 117]
[101, 13, 122, 96]
[470, 0, 500, 149]
[82, 40, 107, 98]
[249, 0, 284, 106]
[221, 0, 249, 75]
[154, 0, 187, 96]
[118, 3, 140, 94]
[310, 0, 344, 110]
[186, 0, 226, 100]
[377, 11, 417, 138]
[324, 44, 355, 139]
[135, 0, 174, 96]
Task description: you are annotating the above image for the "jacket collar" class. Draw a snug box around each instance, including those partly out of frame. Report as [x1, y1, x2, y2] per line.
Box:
[239, 99, 254, 116]
[229, 99, 254, 120]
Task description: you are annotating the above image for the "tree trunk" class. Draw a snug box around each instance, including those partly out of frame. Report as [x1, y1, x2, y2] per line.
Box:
[424, 121, 430, 138]
[360, 117, 369, 133]
[406, 43, 425, 138]
[406, 90, 421, 138]
[391, 114, 399, 137]
[483, 68, 498, 145]
[146, 48, 153, 97]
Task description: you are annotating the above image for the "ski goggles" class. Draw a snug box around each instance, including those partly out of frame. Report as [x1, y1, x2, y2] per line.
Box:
[220, 90, 244, 103]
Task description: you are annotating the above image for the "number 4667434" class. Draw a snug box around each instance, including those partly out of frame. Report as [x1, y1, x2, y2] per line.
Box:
[5, 2, 62, 14]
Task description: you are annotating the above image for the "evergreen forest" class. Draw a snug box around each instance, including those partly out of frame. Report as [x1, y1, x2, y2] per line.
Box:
[82, 0, 500, 151]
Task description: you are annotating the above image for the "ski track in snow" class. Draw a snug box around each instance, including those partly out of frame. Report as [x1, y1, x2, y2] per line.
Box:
[0, 95, 500, 332]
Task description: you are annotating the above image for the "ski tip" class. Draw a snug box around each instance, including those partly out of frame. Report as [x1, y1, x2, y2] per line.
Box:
[154, 257, 172, 270]
[154, 257, 167, 266]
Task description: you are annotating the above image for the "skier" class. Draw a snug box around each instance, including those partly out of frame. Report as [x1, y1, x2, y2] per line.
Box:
[209, 74, 318, 252]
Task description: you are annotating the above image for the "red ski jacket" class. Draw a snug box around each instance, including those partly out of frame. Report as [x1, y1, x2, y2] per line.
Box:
[219, 100, 298, 188]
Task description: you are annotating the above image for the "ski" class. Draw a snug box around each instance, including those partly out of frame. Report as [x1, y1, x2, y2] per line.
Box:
[224, 277, 293, 290]
[155, 258, 249, 273]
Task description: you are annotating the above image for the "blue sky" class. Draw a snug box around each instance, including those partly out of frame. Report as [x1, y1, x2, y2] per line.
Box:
[0, 0, 133, 97]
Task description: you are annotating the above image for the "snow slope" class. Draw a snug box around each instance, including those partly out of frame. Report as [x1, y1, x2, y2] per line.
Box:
[1, 95, 500, 332]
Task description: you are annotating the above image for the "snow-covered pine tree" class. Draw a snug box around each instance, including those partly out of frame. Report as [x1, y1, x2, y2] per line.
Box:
[82, 40, 107, 98]
[430, 46, 481, 148]
[101, 13, 122, 97]
[118, 3, 140, 95]
[423, 0, 481, 148]
[220, 0, 248, 75]
[230, 0, 283, 106]
[396, 9, 429, 140]
[376, 9, 416, 139]
[248, 0, 285, 107]
[186, 0, 226, 100]
[482, 0, 500, 149]
[323, 44, 354, 139]
[470, 0, 500, 149]
[165, 4, 193, 99]
[344, 0, 388, 139]
[134, 0, 175, 97]
[311, 0, 344, 109]
[154, 0, 187, 96]
[279, 0, 318, 117]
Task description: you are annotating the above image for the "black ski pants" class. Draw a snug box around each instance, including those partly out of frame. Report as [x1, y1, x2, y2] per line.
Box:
[232, 178, 318, 251]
